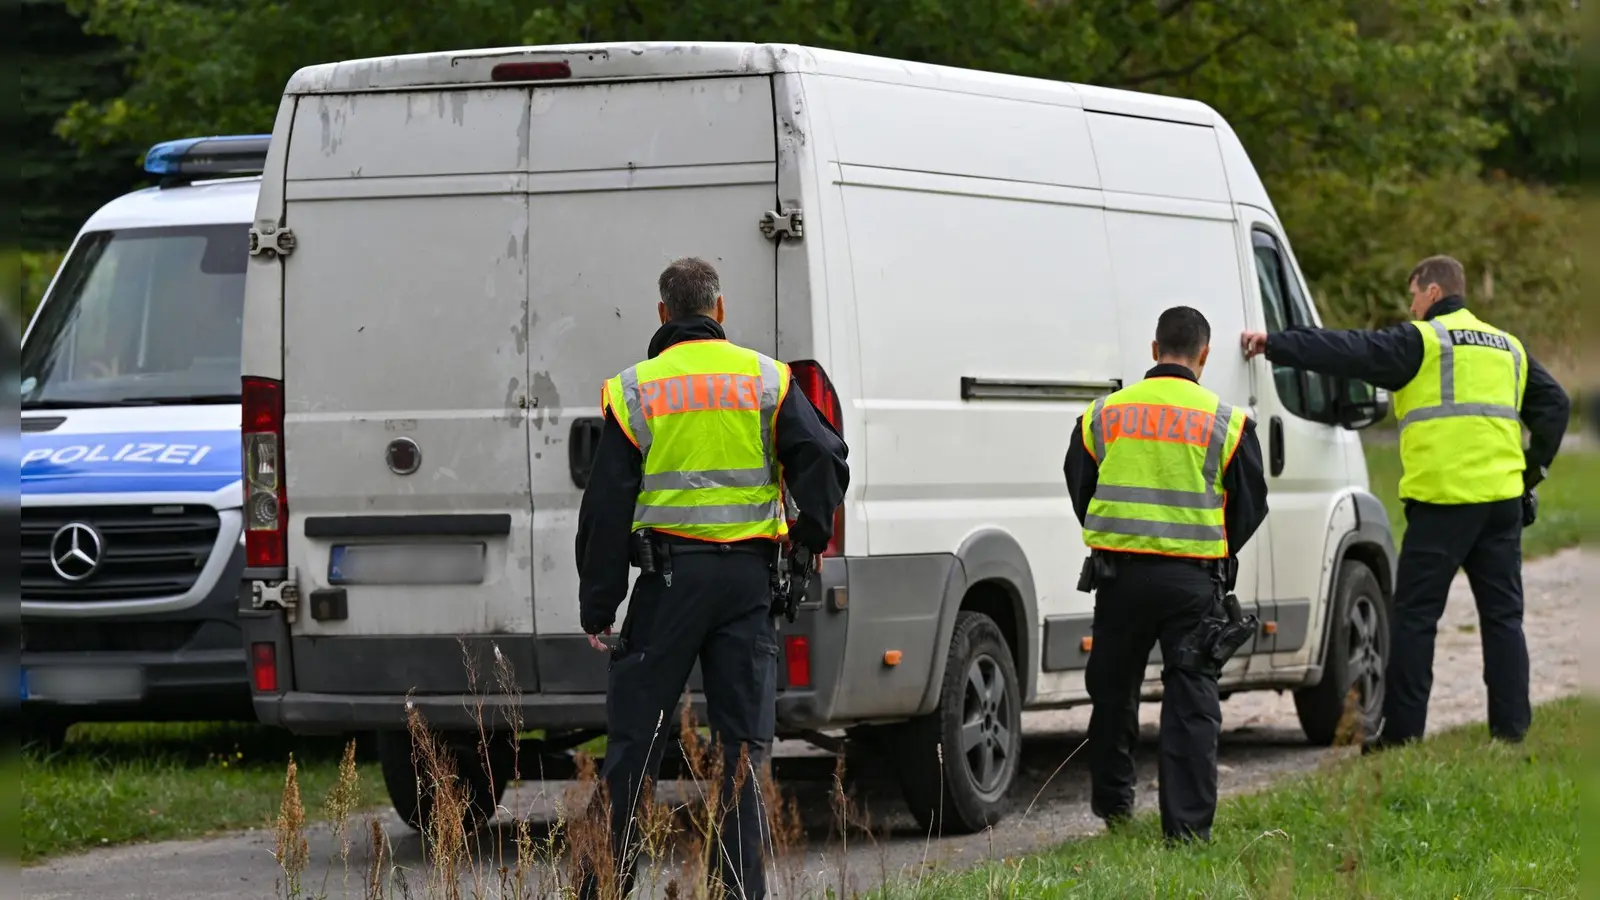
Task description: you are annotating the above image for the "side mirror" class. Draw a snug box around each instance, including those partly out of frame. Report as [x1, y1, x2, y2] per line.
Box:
[1335, 378, 1389, 430]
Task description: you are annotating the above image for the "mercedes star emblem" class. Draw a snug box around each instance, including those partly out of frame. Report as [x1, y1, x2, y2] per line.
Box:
[50, 522, 104, 582]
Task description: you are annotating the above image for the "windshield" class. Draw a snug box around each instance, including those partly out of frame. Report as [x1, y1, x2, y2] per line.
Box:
[21, 224, 247, 408]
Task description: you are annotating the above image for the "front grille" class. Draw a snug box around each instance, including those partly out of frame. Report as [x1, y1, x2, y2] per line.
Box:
[22, 621, 199, 653]
[22, 505, 221, 602]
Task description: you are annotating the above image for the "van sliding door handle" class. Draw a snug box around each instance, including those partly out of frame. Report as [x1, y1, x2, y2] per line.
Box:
[1269, 416, 1285, 477]
[569, 417, 604, 489]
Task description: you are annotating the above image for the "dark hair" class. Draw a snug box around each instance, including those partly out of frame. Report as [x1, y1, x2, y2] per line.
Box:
[657, 257, 721, 319]
[1155, 306, 1211, 359]
[1408, 255, 1467, 299]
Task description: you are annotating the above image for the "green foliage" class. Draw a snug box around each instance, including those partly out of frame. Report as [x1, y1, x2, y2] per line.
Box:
[1474, 0, 1579, 185]
[1363, 443, 1596, 560]
[881, 698, 1580, 900]
[20, 0, 145, 249]
[17, 249, 66, 326]
[21, 722, 383, 863]
[1283, 169, 1580, 361]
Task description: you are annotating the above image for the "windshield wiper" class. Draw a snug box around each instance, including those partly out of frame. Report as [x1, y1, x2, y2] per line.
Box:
[23, 399, 159, 410]
[133, 394, 242, 405]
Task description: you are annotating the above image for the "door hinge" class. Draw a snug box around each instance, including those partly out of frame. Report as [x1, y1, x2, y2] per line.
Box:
[759, 208, 804, 242]
[249, 225, 297, 258]
[251, 568, 301, 620]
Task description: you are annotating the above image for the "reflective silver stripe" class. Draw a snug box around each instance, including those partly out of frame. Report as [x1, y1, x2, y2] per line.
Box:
[633, 500, 783, 526]
[1431, 320, 1454, 405]
[1399, 402, 1521, 428]
[1094, 484, 1225, 510]
[758, 356, 781, 469]
[619, 366, 652, 457]
[1083, 515, 1224, 543]
[1088, 397, 1107, 461]
[1200, 402, 1234, 492]
[1509, 338, 1524, 407]
[640, 467, 774, 492]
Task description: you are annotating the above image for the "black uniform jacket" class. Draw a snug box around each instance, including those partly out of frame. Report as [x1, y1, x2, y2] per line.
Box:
[575, 316, 851, 635]
[1064, 364, 1270, 565]
[1262, 297, 1570, 489]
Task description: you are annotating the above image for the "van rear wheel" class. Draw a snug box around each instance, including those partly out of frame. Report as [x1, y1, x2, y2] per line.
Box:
[892, 611, 1021, 835]
[1295, 561, 1389, 745]
[377, 729, 515, 832]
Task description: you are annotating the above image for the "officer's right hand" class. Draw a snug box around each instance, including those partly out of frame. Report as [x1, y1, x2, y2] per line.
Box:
[1240, 331, 1269, 360]
[587, 628, 612, 652]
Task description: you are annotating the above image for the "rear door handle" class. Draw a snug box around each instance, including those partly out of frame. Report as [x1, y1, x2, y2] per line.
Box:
[1269, 415, 1285, 477]
[569, 417, 604, 489]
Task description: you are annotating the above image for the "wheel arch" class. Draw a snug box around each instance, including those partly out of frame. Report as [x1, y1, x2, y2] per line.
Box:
[916, 529, 1039, 714]
[1306, 489, 1396, 685]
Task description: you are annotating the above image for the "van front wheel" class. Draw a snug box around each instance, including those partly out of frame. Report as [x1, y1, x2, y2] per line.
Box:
[1294, 560, 1389, 745]
[377, 729, 515, 832]
[892, 611, 1021, 835]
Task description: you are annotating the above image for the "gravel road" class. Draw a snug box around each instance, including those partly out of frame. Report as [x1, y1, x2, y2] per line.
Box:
[22, 549, 1587, 900]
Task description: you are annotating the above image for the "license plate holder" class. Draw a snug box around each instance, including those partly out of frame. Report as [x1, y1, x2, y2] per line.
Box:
[328, 543, 487, 586]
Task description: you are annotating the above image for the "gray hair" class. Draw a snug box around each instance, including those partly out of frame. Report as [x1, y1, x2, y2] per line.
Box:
[1409, 255, 1467, 299]
[657, 257, 721, 319]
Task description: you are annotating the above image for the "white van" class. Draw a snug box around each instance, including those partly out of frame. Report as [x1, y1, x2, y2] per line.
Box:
[21, 136, 265, 747]
[239, 42, 1396, 831]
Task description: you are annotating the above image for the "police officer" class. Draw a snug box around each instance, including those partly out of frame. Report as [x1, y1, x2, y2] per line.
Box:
[575, 257, 849, 899]
[1065, 306, 1268, 842]
[1242, 255, 1570, 749]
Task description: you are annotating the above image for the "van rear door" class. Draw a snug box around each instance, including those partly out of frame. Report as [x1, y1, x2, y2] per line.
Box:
[278, 77, 779, 685]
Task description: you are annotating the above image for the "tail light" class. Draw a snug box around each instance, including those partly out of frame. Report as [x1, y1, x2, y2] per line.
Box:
[251, 642, 278, 692]
[784, 635, 812, 688]
[242, 377, 286, 569]
[789, 360, 845, 557]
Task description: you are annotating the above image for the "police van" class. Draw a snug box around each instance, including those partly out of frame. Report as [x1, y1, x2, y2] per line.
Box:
[239, 43, 1398, 831]
[20, 136, 265, 748]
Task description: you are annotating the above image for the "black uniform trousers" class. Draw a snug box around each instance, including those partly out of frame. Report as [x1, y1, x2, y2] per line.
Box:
[1085, 555, 1221, 841]
[581, 547, 778, 900]
[1382, 497, 1528, 744]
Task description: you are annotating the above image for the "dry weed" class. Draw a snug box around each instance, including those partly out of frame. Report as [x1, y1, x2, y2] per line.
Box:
[407, 705, 470, 900]
[272, 754, 310, 899]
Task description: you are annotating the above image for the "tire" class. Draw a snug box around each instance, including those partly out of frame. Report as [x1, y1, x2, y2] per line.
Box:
[377, 729, 515, 832]
[22, 717, 70, 754]
[1295, 560, 1389, 746]
[891, 611, 1022, 835]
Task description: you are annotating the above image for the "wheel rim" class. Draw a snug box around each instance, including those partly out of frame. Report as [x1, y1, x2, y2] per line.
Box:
[1347, 592, 1387, 726]
[958, 653, 1015, 796]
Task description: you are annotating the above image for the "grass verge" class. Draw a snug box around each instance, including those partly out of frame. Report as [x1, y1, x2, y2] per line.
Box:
[887, 697, 1580, 900]
[1363, 443, 1596, 559]
[20, 722, 384, 864]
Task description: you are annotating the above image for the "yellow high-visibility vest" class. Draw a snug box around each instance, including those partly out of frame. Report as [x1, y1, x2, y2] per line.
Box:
[603, 339, 791, 542]
[1081, 376, 1247, 559]
[1392, 309, 1528, 504]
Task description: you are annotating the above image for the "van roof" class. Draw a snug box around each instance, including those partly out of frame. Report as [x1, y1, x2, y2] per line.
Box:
[285, 42, 1221, 128]
[80, 176, 259, 235]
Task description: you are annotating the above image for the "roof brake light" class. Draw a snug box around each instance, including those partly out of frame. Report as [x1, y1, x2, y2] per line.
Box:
[491, 61, 573, 82]
[143, 134, 272, 179]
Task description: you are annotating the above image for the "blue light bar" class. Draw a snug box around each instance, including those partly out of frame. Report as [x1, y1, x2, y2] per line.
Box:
[143, 134, 272, 178]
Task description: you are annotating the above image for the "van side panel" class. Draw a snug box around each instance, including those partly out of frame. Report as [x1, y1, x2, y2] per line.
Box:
[816, 75, 1116, 708]
[1085, 112, 1264, 685]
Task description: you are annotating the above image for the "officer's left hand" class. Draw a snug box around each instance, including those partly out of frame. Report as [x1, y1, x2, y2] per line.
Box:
[1240, 331, 1269, 360]
[587, 628, 612, 652]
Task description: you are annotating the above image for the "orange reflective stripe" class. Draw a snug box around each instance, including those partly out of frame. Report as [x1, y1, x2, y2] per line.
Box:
[639, 373, 762, 420]
[1102, 403, 1215, 448]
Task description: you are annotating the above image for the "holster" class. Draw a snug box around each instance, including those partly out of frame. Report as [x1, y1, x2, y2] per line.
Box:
[1076, 551, 1116, 594]
[1172, 562, 1258, 678]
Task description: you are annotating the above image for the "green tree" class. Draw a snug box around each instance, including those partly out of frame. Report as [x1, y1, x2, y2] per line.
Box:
[20, 0, 144, 249]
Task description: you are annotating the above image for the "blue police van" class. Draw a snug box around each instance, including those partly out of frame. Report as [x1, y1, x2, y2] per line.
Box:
[19, 136, 267, 748]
